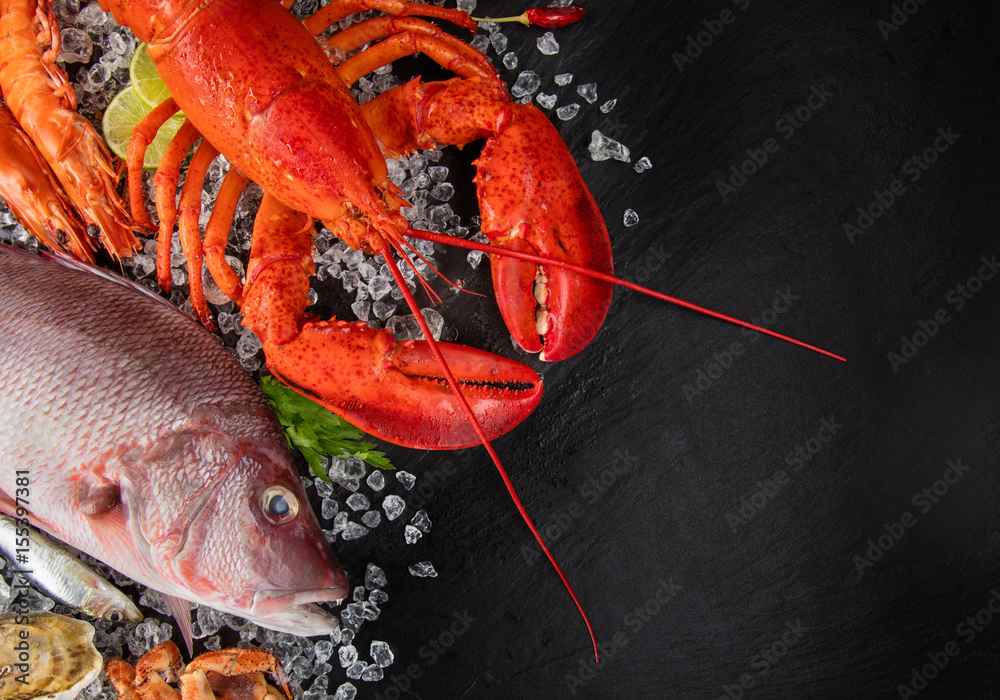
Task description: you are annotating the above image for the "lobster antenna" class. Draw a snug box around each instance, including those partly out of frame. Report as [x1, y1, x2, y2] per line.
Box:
[403, 229, 846, 363]
[373, 238, 601, 664]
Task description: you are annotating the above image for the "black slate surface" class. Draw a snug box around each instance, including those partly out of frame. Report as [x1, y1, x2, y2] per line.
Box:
[5, 0, 1000, 698]
[348, 1, 1000, 698]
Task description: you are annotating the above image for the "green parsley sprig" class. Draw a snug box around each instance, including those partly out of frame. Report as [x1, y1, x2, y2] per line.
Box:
[260, 376, 393, 482]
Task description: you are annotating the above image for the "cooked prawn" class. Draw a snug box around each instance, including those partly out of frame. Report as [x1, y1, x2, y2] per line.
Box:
[0, 0, 137, 259]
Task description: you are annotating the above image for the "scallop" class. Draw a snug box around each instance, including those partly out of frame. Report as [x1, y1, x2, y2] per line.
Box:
[0, 612, 101, 700]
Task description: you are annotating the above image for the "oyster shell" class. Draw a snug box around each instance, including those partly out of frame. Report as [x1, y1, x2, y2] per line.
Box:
[0, 612, 101, 700]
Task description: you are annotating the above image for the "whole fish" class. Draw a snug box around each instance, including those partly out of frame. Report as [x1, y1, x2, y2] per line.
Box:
[0, 512, 142, 623]
[0, 245, 348, 637]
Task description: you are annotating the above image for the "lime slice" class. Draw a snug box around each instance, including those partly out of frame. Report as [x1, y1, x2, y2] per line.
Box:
[102, 85, 186, 169]
[130, 43, 171, 107]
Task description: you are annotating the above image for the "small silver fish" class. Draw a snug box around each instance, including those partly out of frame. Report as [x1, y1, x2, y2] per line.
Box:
[0, 246, 348, 636]
[0, 513, 142, 623]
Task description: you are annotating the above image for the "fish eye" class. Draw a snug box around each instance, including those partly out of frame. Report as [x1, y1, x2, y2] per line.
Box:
[108, 612, 121, 622]
[260, 486, 299, 525]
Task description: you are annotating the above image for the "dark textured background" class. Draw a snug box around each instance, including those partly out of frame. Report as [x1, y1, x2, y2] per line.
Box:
[7, 0, 991, 697]
[335, 1, 1000, 698]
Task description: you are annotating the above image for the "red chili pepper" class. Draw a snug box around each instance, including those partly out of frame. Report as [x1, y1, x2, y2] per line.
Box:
[525, 7, 586, 28]
[472, 6, 586, 28]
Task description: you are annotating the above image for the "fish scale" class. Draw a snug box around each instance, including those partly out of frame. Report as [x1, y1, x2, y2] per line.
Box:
[0, 245, 348, 635]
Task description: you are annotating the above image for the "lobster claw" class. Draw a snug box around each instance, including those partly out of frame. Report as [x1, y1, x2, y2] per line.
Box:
[475, 104, 614, 362]
[262, 319, 543, 449]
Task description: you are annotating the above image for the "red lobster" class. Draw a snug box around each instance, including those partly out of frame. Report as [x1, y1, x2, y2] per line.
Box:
[98, 0, 844, 659]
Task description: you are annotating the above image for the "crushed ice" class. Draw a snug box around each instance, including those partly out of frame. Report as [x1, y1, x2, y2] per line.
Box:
[589, 130, 632, 163]
[0, 3, 656, 695]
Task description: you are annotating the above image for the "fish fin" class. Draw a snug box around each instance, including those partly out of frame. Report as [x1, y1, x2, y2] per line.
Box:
[0, 487, 52, 530]
[76, 475, 121, 515]
[42, 248, 196, 320]
[164, 593, 194, 657]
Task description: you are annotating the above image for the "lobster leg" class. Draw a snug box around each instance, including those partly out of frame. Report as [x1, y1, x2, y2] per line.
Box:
[177, 138, 221, 329]
[151, 120, 200, 293]
[127, 97, 181, 231]
[322, 16, 494, 77]
[203, 166, 251, 305]
[303, 0, 476, 36]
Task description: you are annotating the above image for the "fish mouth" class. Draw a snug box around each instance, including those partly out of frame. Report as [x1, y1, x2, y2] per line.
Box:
[247, 587, 348, 635]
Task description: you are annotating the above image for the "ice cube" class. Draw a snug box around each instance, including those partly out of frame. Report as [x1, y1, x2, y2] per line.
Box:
[409, 154, 428, 174]
[338, 644, 358, 668]
[396, 471, 416, 490]
[470, 33, 490, 52]
[329, 456, 366, 491]
[321, 498, 339, 520]
[588, 130, 632, 163]
[408, 561, 438, 578]
[554, 72, 573, 86]
[623, 209, 640, 227]
[315, 479, 334, 498]
[511, 70, 541, 98]
[351, 300, 371, 322]
[373, 300, 396, 320]
[314, 640, 334, 663]
[353, 587, 366, 602]
[332, 683, 357, 700]
[457, 0, 475, 11]
[365, 563, 388, 590]
[331, 511, 349, 534]
[410, 509, 432, 533]
[382, 494, 405, 521]
[366, 470, 385, 491]
[361, 510, 382, 528]
[387, 314, 420, 341]
[556, 103, 580, 121]
[489, 31, 507, 54]
[600, 98, 618, 113]
[346, 662, 367, 680]
[576, 82, 598, 104]
[346, 493, 370, 511]
[536, 31, 559, 55]
[502, 51, 518, 69]
[360, 601, 380, 621]
[404, 525, 422, 544]
[341, 522, 369, 541]
[633, 156, 653, 173]
[236, 330, 262, 360]
[536, 92, 557, 110]
[58, 27, 92, 63]
[361, 666, 385, 682]
[430, 182, 454, 201]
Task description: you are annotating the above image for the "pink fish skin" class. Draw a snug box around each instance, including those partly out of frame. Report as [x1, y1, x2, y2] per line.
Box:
[0, 245, 348, 634]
